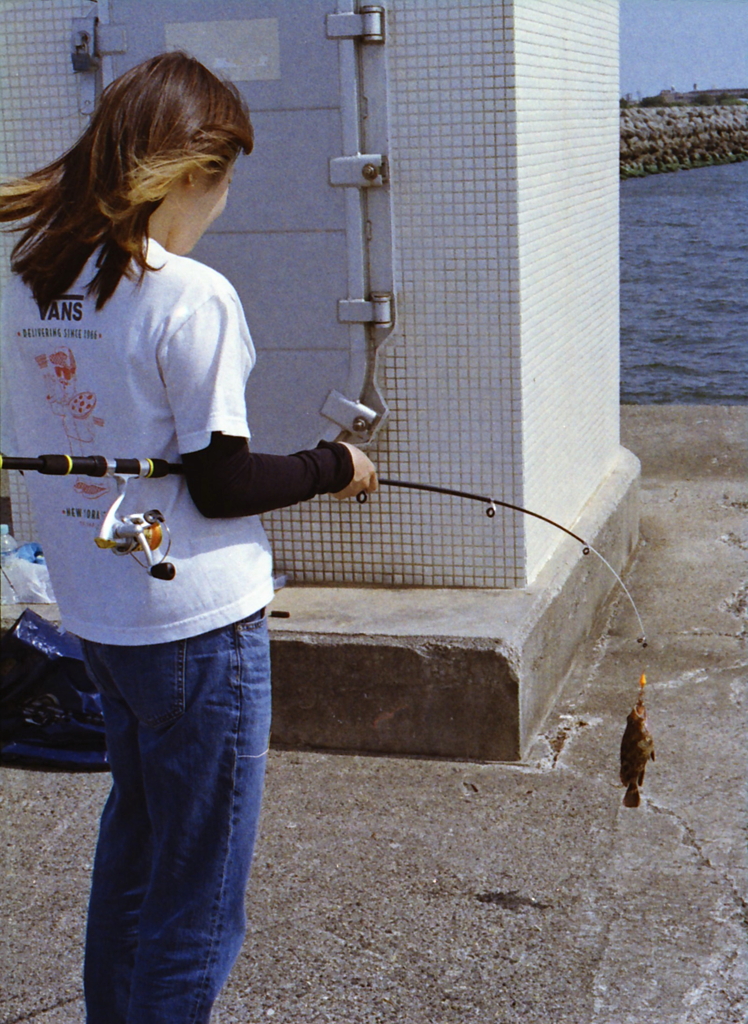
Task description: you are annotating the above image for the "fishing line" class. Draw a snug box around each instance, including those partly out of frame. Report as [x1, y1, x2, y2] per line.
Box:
[584, 545, 647, 645]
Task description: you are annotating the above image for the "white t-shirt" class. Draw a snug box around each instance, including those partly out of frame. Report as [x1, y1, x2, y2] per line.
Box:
[1, 239, 274, 644]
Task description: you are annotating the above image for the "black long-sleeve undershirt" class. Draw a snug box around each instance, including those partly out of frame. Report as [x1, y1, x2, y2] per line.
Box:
[181, 433, 354, 518]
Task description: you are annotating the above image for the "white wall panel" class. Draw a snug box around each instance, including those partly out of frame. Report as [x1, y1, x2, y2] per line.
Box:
[513, 0, 620, 578]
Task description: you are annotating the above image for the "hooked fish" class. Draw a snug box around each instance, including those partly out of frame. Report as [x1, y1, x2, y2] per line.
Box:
[619, 673, 655, 808]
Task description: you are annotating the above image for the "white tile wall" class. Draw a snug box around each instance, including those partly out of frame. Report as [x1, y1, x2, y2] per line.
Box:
[0, 0, 98, 543]
[513, 0, 620, 578]
[265, 0, 620, 588]
[265, 0, 529, 587]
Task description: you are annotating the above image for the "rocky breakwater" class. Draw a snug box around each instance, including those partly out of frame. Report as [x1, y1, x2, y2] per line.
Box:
[620, 105, 748, 178]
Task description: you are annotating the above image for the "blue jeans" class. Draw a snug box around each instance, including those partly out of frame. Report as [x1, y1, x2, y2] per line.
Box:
[81, 610, 271, 1024]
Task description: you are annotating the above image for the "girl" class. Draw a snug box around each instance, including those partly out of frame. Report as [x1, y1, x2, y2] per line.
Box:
[0, 52, 376, 1023]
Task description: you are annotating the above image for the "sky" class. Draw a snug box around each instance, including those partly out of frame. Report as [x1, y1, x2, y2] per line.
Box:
[620, 0, 748, 97]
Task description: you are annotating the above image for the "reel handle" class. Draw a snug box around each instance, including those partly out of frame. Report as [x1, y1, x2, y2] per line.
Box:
[150, 562, 176, 581]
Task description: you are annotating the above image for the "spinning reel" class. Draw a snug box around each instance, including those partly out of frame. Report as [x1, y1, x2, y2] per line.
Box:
[95, 477, 175, 580]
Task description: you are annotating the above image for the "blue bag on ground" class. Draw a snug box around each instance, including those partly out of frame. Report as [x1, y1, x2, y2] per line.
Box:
[0, 609, 108, 770]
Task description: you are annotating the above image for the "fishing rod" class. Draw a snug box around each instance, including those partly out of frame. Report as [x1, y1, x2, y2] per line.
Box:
[0, 453, 647, 645]
[359, 478, 588, 546]
[0, 454, 178, 478]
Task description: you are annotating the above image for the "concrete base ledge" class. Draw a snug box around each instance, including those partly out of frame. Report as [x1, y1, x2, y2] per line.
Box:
[269, 446, 641, 760]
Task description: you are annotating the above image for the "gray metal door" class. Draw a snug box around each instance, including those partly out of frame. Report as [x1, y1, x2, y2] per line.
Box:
[86, 0, 394, 454]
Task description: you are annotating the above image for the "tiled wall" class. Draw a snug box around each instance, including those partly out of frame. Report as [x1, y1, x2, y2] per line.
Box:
[264, 0, 529, 587]
[1, 0, 620, 588]
[513, 0, 620, 578]
[0, 0, 98, 543]
[264, 0, 620, 588]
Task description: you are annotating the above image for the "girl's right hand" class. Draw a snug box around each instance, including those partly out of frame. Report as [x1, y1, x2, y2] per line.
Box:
[333, 443, 378, 500]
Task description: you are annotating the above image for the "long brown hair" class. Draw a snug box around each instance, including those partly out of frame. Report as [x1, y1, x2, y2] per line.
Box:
[0, 52, 253, 309]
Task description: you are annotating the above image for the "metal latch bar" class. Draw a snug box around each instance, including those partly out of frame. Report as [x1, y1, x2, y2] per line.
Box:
[326, 7, 385, 44]
[321, 390, 378, 436]
[330, 154, 387, 188]
[338, 293, 393, 327]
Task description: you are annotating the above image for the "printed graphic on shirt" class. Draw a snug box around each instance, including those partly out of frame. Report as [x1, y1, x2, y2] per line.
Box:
[33, 340, 110, 501]
[62, 506, 104, 522]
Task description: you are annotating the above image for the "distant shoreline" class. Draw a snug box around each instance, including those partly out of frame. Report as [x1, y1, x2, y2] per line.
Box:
[620, 105, 748, 179]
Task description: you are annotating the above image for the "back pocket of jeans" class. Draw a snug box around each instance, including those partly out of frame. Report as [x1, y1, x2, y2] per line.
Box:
[91, 640, 186, 729]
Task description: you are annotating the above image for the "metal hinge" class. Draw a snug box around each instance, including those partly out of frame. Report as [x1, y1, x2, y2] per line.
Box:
[330, 154, 388, 188]
[321, 390, 378, 436]
[338, 293, 393, 327]
[326, 7, 385, 44]
[97, 24, 128, 57]
[71, 19, 127, 71]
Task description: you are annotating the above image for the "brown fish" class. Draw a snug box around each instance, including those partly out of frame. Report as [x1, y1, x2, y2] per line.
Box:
[620, 673, 655, 807]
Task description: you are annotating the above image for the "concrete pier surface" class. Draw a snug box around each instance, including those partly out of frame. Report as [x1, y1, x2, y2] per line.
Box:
[2, 404, 747, 1024]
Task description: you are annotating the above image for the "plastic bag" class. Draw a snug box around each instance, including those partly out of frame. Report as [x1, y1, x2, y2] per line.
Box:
[15, 542, 46, 563]
[1, 556, 57, 604]
[0, 609, 108, 770]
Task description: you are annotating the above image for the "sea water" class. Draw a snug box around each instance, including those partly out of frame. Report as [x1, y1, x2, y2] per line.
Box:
[620, 159, 748, 403]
